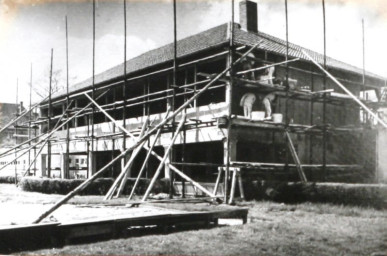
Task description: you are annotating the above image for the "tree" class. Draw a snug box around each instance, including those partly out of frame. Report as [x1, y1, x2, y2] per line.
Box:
[34, 68, 77, 99]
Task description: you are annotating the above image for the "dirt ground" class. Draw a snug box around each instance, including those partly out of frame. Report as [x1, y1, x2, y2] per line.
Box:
[1, 184, 387, 256]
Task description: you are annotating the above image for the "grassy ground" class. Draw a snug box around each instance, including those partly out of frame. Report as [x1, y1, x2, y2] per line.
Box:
[1, 184, 386, 256]
[29, 201, 387, 256]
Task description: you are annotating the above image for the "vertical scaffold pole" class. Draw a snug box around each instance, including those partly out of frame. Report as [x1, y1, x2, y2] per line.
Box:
[122, 0, 128, 169]
[145, 78, 150, 179]
[65, 16, 70, 179]
[284, 0, 290, 175]
[86, 110, 90, 178]
[28, 64, 32, 176]
[47, 49, 53, 178]
[225, 0, 235, 203]
[90, 0, 96, 177]
[309, 64, 314, 167]
[362, 19, 366, 94]
[32, 65, 36, 175]
[170, 0, 178, 199]
[362, 18, 367, 124]
[112, 86, 116, 177]
[181, 69, 188, 198]
[322, 0, 327, 181]
[15, 78, 18, 184]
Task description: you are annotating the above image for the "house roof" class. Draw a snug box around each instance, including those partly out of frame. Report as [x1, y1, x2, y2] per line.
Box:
[233, 28, 382, 80]
[51, 22, 385, 100]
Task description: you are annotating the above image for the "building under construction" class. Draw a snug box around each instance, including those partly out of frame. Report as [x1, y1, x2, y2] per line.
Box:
[5, 1, 387, 199]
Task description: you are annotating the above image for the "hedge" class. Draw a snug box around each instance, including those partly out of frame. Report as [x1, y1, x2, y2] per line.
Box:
[0, 175, 21, 184]
[17, 177, 387, 208]
[19, 177, 171, 196]
[244, 180, 387, 209]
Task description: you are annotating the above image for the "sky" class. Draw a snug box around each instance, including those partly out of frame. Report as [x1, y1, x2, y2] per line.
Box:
[0, 0, 386, 106]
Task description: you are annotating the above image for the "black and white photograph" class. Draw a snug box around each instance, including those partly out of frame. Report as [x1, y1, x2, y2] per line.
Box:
[0, 0, 386, 255]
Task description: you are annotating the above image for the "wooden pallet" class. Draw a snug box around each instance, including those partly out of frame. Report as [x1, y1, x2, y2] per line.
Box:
[0, 208, 248, 253]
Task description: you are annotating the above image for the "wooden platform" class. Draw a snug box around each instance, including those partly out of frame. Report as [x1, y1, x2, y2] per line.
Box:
[0, 208, 248, 253]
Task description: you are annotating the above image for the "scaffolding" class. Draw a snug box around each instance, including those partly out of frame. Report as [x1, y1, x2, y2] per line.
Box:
[1, 0, 386, 223]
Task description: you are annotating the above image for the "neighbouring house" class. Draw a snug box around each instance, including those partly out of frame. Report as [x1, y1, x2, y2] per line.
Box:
[0, 102, 38, 176]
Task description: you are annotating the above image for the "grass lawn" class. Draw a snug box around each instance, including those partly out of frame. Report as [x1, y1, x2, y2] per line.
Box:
[29, 202, 387, 255]
[28, 201, 387, 256]
[1, 184, 386, 255]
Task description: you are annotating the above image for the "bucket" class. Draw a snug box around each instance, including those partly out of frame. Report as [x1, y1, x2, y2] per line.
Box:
[272, 113, 283, 123]
[251, 111, 265, 120]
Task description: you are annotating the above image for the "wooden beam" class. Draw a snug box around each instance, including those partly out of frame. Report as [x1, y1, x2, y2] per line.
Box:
[228, 169, 238, 204]
[103, 141, 145, 200]
[302, 49, 387, 128]
[115, 116, 149, 198]
[128, 127, 162, 200]
[285, 130, 307, 182]
[141, 114, 186, 202]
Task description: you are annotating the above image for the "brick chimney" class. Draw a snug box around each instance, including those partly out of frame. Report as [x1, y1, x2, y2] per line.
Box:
[19, 101, 23, 115]
[239, 0, 258, 33]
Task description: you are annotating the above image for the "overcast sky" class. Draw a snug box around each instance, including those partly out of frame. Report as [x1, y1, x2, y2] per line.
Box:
[0, 0, 386, 105]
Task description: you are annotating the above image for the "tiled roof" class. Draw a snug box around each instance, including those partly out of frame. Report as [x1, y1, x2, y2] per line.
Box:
[234, 28, 383, 79]
[52, 23, 229, 99]
[51, 22, 384, 100]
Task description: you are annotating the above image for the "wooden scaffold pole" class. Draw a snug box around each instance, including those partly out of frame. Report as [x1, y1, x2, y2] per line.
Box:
[284, 0, 290, 177]
[322, 0, 327, 180]
[65, 15, 71, 179]
[142, 113, 186, 202]
[118, 117, 148, 192]
[15, 78, 19, 184]
[362, 19, 366, 95]
[28, 64, 33, 176]
[225, 0, 235, 203]
[128, 127, 163, 200]
[89, 0, 96, 178]
[302, 50, 387, 128]
[169, 0, 178, 199]
[121, 0, 128, 175]
[47, 48, 54, 178]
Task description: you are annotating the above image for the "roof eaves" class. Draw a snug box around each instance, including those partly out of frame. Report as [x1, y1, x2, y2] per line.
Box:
[48, 41, 230, 104]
